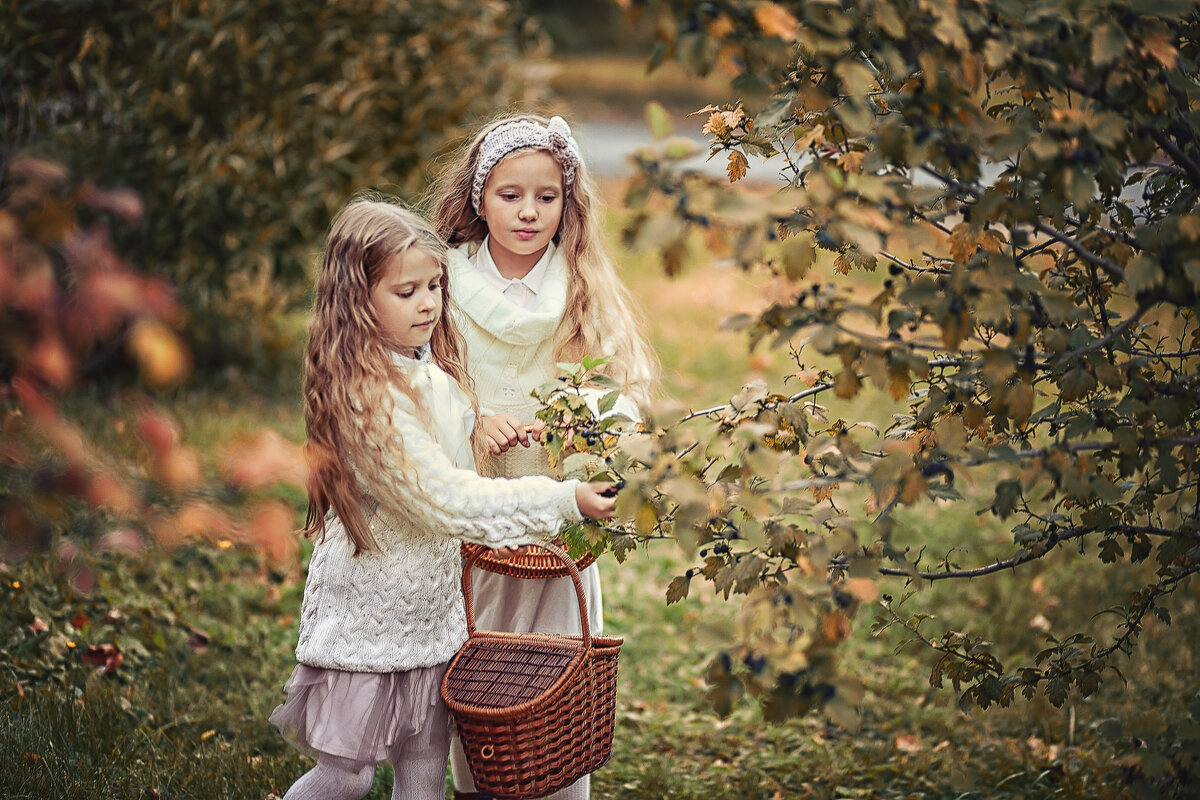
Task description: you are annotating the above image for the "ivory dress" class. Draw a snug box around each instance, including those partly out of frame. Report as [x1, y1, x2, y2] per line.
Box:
[447, 239, 604, 637]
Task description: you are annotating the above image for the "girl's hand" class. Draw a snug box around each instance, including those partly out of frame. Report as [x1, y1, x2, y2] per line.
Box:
[575, 482, 616, 520]
[492, 545, 532, 560]
[480, 414, 544, 455]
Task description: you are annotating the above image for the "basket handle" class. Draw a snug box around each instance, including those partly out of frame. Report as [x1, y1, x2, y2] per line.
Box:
[461, 540, 591, 644]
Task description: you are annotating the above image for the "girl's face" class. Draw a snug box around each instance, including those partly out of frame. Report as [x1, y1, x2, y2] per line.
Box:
[479, 150, 564, 278]
[369, 247, 443, 357]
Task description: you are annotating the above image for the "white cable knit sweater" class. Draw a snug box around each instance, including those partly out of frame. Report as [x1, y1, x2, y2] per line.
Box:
[293, 350, 582, 673]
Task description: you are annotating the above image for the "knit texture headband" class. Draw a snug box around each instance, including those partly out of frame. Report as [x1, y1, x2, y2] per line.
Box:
[470, 116, 581, 213]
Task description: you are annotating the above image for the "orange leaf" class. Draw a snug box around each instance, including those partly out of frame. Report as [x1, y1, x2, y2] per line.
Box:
[29, 335, 74, 389]
[727, 150, 749, 182]
[1140, 29, 1178, 69]
[843, 577, 878, 602]
[754, 2, 799, 42]
[223, 431, 308, 489]
[249, 501, 299, 565]
[821, 611, 851, 643]
[833, 369, 860, 398]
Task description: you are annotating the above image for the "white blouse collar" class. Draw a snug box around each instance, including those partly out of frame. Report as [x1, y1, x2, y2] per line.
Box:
[475, 235, 555, 297]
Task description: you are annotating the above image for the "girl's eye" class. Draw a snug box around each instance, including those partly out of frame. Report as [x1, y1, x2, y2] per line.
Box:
[428, 281, 441, 291]
[540, 193, 558, 202]
[500, 192, 519, 201]
[398, 290, 414, 299]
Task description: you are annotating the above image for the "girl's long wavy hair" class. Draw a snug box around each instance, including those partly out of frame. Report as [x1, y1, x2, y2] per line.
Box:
[303, 196, 479, 554]
[428, 113, 659, 409]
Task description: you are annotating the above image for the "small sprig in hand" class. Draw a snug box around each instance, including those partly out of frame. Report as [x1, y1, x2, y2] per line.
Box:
[531, 356, 641, 560]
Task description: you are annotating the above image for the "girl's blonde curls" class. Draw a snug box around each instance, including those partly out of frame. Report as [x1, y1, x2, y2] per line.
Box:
[303, 194, 479, 554]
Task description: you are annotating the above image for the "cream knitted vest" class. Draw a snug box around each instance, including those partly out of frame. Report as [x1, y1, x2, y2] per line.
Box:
[448, 242, 568, 478]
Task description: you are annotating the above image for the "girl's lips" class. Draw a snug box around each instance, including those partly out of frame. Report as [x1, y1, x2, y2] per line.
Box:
[514, 229, 539, 241]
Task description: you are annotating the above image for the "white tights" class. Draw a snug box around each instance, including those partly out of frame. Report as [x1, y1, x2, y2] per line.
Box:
[449, 738, 590, 800]
[283, 749, 449, 800]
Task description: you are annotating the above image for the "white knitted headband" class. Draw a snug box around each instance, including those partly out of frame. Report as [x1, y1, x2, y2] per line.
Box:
[470, 116, 582, 213]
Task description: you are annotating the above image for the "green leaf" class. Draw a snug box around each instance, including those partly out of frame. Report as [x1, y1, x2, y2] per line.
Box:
[1090, 24, 1128, 67]
[993, 480, 1022, 519]
[1058, 368, 1097, 402]
[755, 92, 795, 128]
[1126, 255, 1163, 294]
[645, 101, 674, 139]
[587, 373, 621, 391]
[1098, 537, 1123, 563]
[580, 354, 611, 371]
[598, 389, 620, 416]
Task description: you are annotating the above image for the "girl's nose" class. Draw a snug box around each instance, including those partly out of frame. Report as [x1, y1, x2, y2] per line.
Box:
[518, 201, 537, 220]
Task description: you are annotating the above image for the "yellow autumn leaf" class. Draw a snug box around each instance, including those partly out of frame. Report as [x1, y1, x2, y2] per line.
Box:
[645, 101, 674, 139]
[727, 150, 749, 182]
[1007, 380, 1034, 427]
[128, 319, 191, 388]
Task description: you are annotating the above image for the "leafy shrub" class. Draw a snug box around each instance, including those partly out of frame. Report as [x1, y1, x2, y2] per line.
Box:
[609, 0, 1200, 731]
[1, 0, 538, 378]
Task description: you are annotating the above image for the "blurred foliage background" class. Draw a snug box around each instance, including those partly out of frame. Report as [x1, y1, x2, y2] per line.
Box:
[2, 0, 543, 378]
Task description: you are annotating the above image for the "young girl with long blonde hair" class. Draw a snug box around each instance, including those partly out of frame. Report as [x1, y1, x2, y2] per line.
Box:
[269, 197, 614, 800]
[430, 114, 657, 800]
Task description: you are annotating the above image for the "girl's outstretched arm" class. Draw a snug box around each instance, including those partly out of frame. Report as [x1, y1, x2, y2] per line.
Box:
[361, 391, 583, 550]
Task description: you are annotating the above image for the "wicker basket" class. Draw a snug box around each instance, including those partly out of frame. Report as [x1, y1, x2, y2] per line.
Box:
[459, 539, 596, 580]
[442, 542, 622, 799]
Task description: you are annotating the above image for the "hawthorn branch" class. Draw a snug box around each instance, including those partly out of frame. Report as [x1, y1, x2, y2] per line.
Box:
[918, 165, 1127, 283]
[960, 434, 1200, 467]
[877, 524, 1199, 582]
[879, 249, 950, 275]
[677, 380, 837, 424]
[1059, 76, 1200, 186]
[1148, 127, 1200, 187]
[1086, 563, 1200, 665]
[1055, 307, 1147, 362]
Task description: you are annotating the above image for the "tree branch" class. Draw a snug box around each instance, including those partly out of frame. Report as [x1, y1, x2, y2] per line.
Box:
[1055, 307, 1146, 362]
[678, 380, 836, 424]
[1148, 127, 1200, 187]
[961, 434, 1200, 467]
[918, 165, 1127, 282]
[877, 524, 1198, 582]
